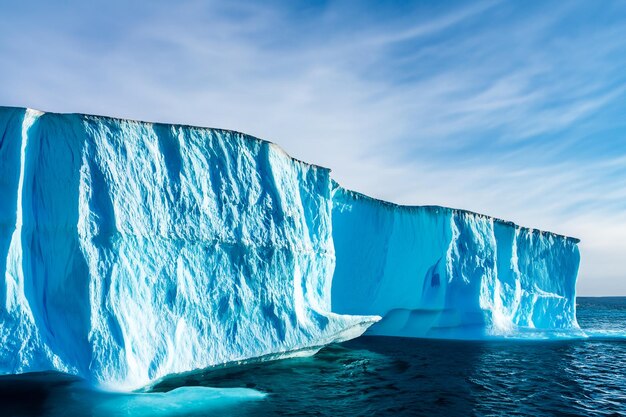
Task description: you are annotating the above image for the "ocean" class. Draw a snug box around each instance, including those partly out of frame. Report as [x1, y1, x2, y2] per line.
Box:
[2, 297, 625, 416]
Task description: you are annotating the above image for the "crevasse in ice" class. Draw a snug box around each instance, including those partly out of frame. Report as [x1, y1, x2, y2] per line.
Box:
[0, 106, 581, 389]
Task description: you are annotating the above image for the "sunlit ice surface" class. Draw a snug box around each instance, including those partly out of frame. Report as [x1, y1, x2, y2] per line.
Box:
[0, 106, 582, 393]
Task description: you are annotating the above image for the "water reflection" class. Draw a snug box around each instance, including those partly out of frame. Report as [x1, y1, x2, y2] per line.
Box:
[0, 372, 264, 417]
[2, 298, 625, 416]
[2, 340, 625, 416]
[152, 336, 626, 416]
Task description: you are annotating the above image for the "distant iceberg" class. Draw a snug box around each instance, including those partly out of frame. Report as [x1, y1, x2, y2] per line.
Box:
[0, 106, 581, 390]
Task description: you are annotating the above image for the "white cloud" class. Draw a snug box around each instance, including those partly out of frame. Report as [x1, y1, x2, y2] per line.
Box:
[0, 0, 625, 294]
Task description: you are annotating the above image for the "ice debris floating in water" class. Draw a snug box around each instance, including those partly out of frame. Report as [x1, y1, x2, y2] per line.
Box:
[0, 371, 265, 417]
[0, 106, 581, 390]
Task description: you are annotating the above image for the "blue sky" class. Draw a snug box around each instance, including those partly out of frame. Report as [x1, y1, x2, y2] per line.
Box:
[1, 0, 625, 295]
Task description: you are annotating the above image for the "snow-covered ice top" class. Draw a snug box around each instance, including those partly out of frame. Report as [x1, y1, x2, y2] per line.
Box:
[0, 106, 581, 390]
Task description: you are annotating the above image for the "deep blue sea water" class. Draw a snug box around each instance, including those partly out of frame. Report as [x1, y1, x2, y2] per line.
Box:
[2, 297, 625, 417]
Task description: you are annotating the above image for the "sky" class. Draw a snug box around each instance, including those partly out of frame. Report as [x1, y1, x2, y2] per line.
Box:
[1, 0, 625, 295]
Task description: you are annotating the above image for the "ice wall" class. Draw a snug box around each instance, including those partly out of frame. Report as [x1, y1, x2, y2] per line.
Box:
[0, 105, 582, 390]
[331, 187, 581, 339]
[0, 107, 377, 390]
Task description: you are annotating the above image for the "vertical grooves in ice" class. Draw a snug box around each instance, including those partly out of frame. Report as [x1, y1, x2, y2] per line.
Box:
[331, 187, 581, 339]
[0, 106, 581, 390]
[0, 107, 378, 390]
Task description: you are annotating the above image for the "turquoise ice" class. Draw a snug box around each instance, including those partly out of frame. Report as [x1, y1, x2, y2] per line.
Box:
[0, 106, 581, 390]
[331, 188, 581, 339]
[0, 107, 377, 390]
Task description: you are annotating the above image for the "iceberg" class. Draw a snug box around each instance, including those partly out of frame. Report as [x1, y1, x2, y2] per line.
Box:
[331, 187, 581, 339]
[0, 106, 581, 389]
[0, 106, 377, 390]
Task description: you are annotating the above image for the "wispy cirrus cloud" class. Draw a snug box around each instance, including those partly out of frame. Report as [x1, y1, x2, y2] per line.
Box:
[0, 0, 625, 294]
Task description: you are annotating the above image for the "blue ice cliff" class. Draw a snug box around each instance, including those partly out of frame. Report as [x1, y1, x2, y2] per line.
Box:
[0, 107, 377, 390]
[331, 188, 581, 339]
[0, 106, 581, 389]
